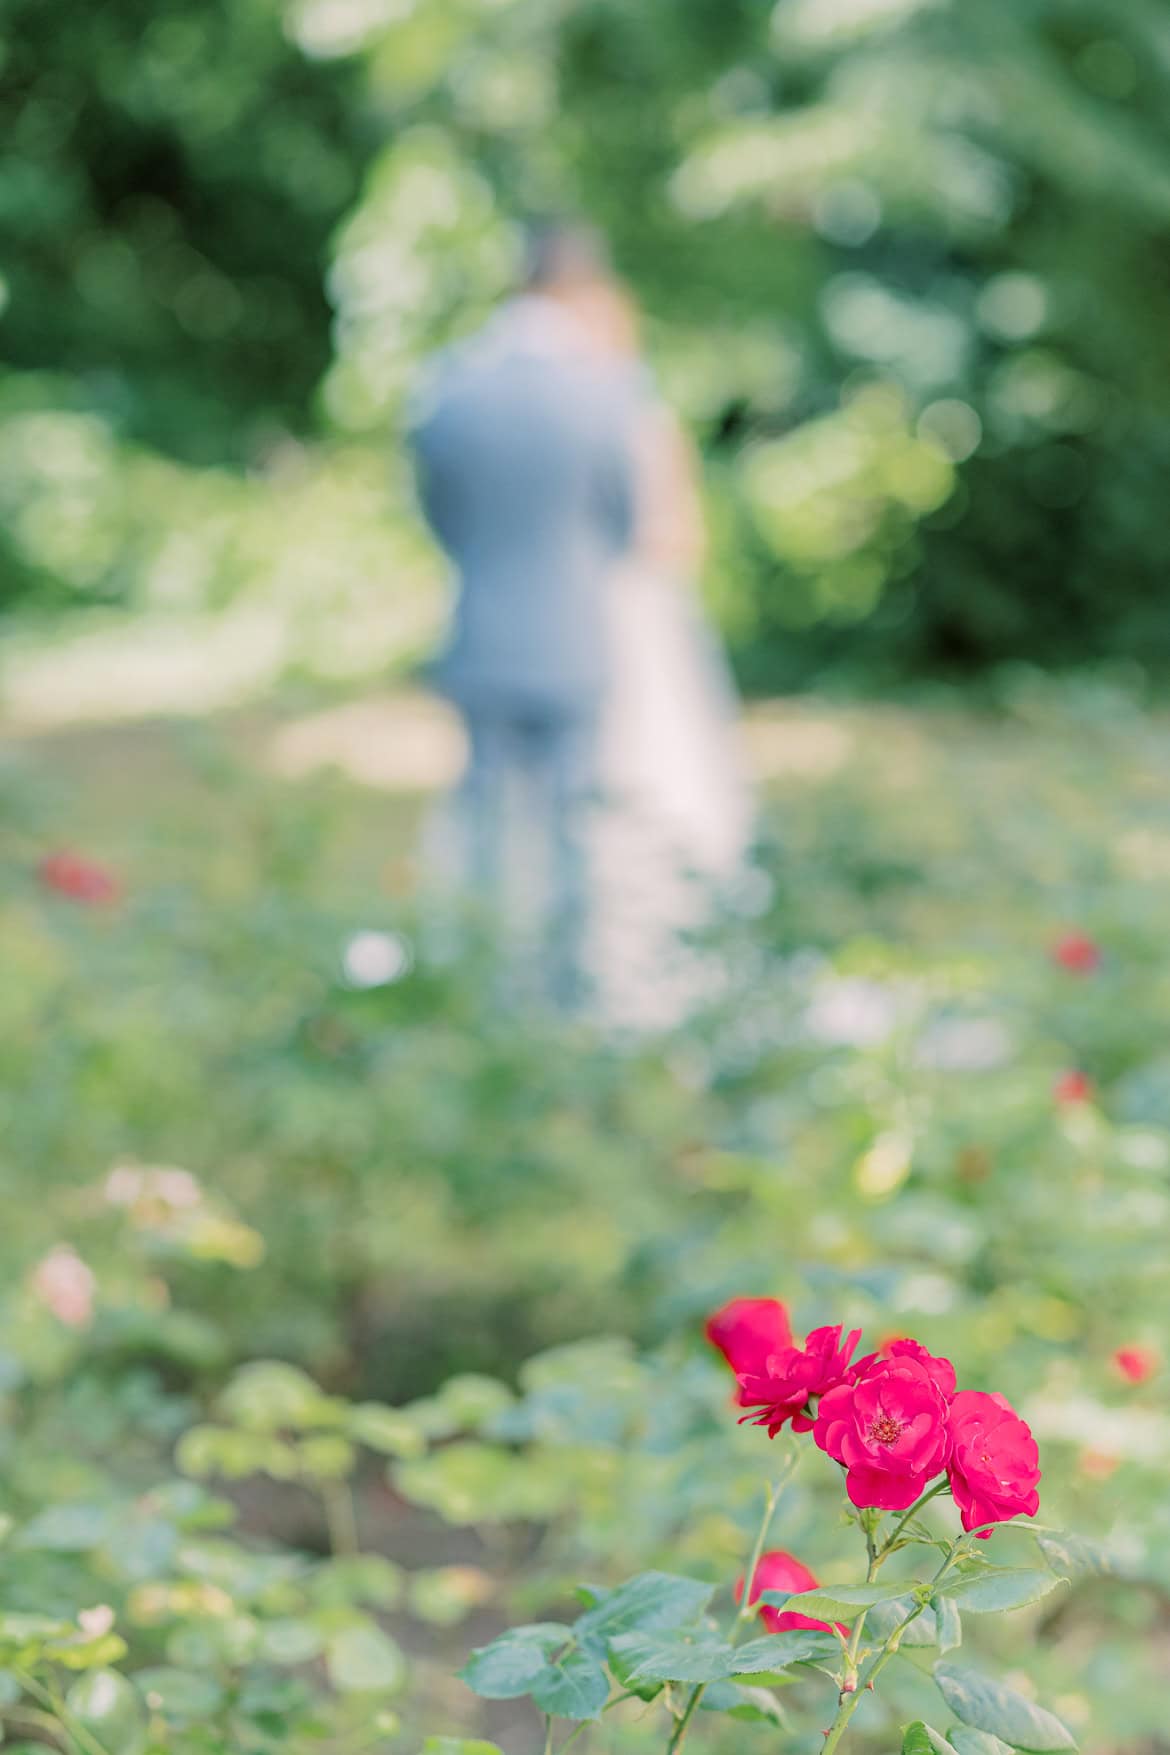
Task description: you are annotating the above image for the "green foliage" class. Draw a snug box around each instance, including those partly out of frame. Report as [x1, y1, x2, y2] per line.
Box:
[1, 693, 1169, 1748]
[934, 1665, 1077, 1752]
[5, 0, 1170, 673]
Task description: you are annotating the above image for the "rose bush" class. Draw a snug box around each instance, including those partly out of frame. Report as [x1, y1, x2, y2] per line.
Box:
[3, 687, 1169, 1750]
[453, 1308, 1079, 1755]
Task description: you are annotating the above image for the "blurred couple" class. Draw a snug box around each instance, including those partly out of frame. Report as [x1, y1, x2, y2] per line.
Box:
[410, 224, 751, 1026]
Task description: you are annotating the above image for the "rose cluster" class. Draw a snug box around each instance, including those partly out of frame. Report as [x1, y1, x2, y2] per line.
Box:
[705, 1298, 1040, 1535]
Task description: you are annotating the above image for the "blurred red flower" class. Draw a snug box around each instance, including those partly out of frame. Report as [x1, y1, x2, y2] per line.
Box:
[1053, 1070, 1093, 1105]
[704, 1297, 793, 1407]
[1051, 932, 1100, 974]
[38, 850, 120, 906]
[1113, 1345, 1157, 1385]
[735, 1550, 843, 1636]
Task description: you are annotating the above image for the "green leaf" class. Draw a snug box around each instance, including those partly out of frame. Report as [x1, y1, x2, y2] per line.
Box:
[935, 1596, 962, 1653]
[66, 1670, 149, 1755]
[219, 1361, 340, 1432]
[701, 1681, 785, 1724]
[0, 1614, 72, 1643]
[904, 1725, 959, 1755]
[779, 1583, 910, 1623]
[575, 1572, 715, 1640]
[530, 1645, 609, 1721]
[1033, 1530, 1114, 1580]
[459, 1625, 573, 1699]
[605, 1637, 663, 1704]
[348, 1403, 427, 1459]
[947, 1732, 1014, 1755]
[422, 1742, 505, 1755]
[606, 1631, 737, 1686]
[941, 1570, 1063, 1614]
[934, 1664, 1077, 1751]
[256, 1618, 326, 1664]
[47, 1631, 129, 1671]
[730, 1631, 837, 1674]
[134, 1668, 225, 1720]
[326, 1622, 408, 1695]
[437, 1374, 515, 1429]
[313, 1554, 404, 1611]
[15, 1504, 119, 1551]
[868, 1597, 938, 1647]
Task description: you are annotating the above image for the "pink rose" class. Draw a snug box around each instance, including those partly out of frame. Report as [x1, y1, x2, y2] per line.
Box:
[737, 1324, 862, 1437]
[705, 1298, 793, 1407]
[735, 1550, 843, 1637]
[1051, 932, 1100, 974]
[32, 1246, 96, 1330]
[813, 1354, 951, 1511]
[946, 1390, 1040, 1536]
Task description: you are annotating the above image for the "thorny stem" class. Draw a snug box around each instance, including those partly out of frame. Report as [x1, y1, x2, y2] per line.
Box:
[819, 1535, 968, 1755]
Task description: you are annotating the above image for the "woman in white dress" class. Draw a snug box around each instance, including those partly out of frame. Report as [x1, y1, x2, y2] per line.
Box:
[580, 285, 754, 1029]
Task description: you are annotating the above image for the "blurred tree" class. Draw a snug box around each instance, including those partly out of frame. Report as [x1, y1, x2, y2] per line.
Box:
[3, 0, 1170, 676]
[0, 0, 371, 465]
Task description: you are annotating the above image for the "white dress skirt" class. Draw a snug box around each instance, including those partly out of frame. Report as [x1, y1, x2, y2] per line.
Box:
[585, 563, 753, 1031]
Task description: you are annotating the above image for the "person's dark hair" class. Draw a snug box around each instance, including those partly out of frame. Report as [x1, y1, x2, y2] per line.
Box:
[522, 220, 612, 290]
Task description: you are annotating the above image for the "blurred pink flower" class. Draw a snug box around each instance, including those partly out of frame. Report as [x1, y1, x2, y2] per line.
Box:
[32, 1246, 96, 1330]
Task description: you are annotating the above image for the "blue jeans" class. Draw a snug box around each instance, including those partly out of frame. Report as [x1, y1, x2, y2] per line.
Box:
[458, 703, 598, 1008]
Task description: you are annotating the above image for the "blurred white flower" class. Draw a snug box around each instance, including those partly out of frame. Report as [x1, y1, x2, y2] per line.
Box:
[805, 976, 899, 1047]
[78, 1605, 115, 1638]
[104, 1165, 144, 1206]
[342, 929, 411, 988]
[915, 1015, 1011, 1071]
[32, 1246, 96, 1330]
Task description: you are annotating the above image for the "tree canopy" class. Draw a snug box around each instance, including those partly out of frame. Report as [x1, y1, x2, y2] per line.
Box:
[3, 0, 1169, 677]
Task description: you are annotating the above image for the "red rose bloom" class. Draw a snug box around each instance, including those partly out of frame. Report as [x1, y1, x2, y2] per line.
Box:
[737, 1324, 862, 1437]
[735, 1550, 842, 1637]
[1051, 932, 1100, 974]
[1054, 1070, 1093, 1105]
[946, 1390, 1040, 1535]
[852, 1337, 956, 1400]
[38, 850, 120, 906]
[813, 1354, 951, 1511]
[1113, 1345, 1157, 1385]
[705, 1298, 793, 1406]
